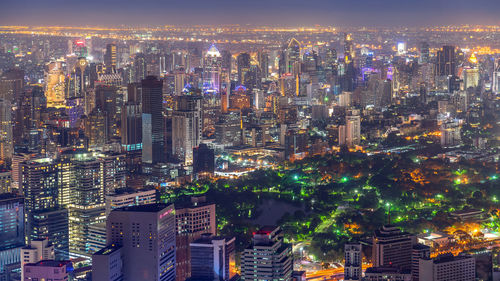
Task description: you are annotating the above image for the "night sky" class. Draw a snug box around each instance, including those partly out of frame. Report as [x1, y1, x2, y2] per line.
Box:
[1, 0, 499, 26]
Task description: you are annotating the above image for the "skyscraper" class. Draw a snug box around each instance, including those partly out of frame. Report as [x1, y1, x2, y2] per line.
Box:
[20, 238, 55, 281]
[142, 76, 165, 165]
[372, 225, 416, 271]
[419, 253, 475, 281]
[411, 244, 430, 281]
[171, 95, 202, 165]
[203, 44, 222, 94]
[104, 43, 117, 74]
[190, 234, 236, 281]
[107, 204, 176, 281]
[436, 45, 456, 77]
[0, 194, 24, 275]
[344, 243, 362, 281]
[237, 53, 251, 86]
[241, 226, 293, 281]
[0, 99, 13, 164]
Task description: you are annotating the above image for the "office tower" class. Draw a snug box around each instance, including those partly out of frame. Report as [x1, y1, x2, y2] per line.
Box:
[411, 244, 430, 281]
[73, 57, 90, 97]
[339, 113, 361, 148]
[68, 154, 106, 255]
[0, 99, 12, 164]
[203, 44, 222, 94]
[215, 112, 241, 146]
[0, 68, 24, 101]
[324, 48, 337, 72]
[104, 43, 117, 74]
[29, 208, 69, 259]
[0, 171, 11, 193]
[92, 245, 123, 281]
[241, 226, 293, 281]
[258, 50, 269, 79]
[175, 197, 216, 281]
[88, 223, 107, 254]
[21, 158, 59, 213]
[23, 260, 73, 281]
[105, 188, 157, 216]
[190, 234, 236, 281]
[344, 243, 362, 281]
[419, 253, 475, 281]
[66, 97, 84, 128]
[192, 144, 215, 177]
[419, 42, 430, 64]
[493, 60, 500, 94]
[98, 152, 127, 194]
[221, 50, 232, 73]
[172, 95, 202, 165]
[121, 83, 142, 152]
[284, 129, 308, 160]
[0, 194, 24, 275]
[372, 225, 416, 271]
[363, 267, 411, 281]
[237, 53, 251, 86]
[436, 45, 456, 77]
[95, 85, 120, 138]
[344, 33, 355, 63]
[134, 53, 148, 83]
[142, 76, 165, 165]
[463, 67, 479, 89]
[44, 61, 66, 108]
[85, 108, 108, 147]
[281, 38, 301, 75]
[21, 238, 55, 280]
[107, 204, 176, 281]
[440, 121, 461, 147]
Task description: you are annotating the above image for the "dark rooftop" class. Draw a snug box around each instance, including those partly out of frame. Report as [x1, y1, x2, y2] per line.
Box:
[93, 245, 122, 256]
[26, 260, 72, 268]
[114, 203, 172, 213]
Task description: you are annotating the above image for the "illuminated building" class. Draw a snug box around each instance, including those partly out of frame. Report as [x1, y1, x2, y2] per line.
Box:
[203, 44, 222, 94]
[121, 83, 142, 152]
[0, 171, 11, 193]
[44, 61, 66, 108]
[142, 76, 165, 165]
[440, 120, 461, 147]
[344, 33, 355, 63]
[71, 57, 90, 98]
[344, 243, 362, 281]
[172, 95, 202, 165]
[133, 53, 147, 83]
[104, 43, 117, 74]
[106, 204, 176, 281]
[68, 154, 106, 256]
[0, 99, 13, 163]
[258, 50, 269, 79]
[190, 234, 236, 281]
[85, 108, 108, 147]
[419, 253, 475, 281]
[0, 194, 24, 276]
[29, 208, 69, 259]
[215, 112, 242, 146]
[66, 97, 84, 128]
[463, 67, 479, 89]
[364, 267, 411, 281]
[175, 197, 216, 281]
[419, 42, 430, 63]
[105, 188, 157, 216]
[0, 68, 24, 101]
[493, 59, 500, 94]
[372, 225, 416, 271]
[339, 112, 361, 147]
[436, 45, 456, 77]
[237, 53, 251, 86]
[281, 38, 301, 75]
[241, 226, 293, 281]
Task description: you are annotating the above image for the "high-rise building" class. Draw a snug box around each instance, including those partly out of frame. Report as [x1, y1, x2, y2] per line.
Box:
[0, 68, 24, 101]
[29, 208, 69, 260]
[344, 243, 362, 281]
[493, 59, 500, 94]
[175, 197, 216, 281]
[107, 204, 176, 281]
[0, 99, 12, 164]
[203, 45, 222, 94]
[105, 188, 157, 216]
[237, 53, 251, 86]
[142, 76, 165, 165]
[419, 253, 475, 281]
[440, 120, 461, 147]
[171, 95, 202, 165]
[339, 113, 361, 147]
[104, 43, 117, 74]
[241, 226, 293, 281]
[192, 144, 215, 177]
[436, 46, 456, 77]
[190, 234, 236, 281]
[281, 38, 301, 75]
[372, 225, 416, 271]
[44, 61, 66, 108]
[92, 245, 124, 281]
[0, 194, 24, 275]
[411, 244, 430, 281]
[419, 42, 430, 64]
[122, 83, 142, 152]
[134, 53, 148, 83]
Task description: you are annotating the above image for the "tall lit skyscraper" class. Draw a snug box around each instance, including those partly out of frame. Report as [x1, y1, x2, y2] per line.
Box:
[372, 225, 416, 271]
[107, 204, 176, 281]
[241, 226, 293, 281]
[237, 53, 251, 86]
[104, 43, 117, 74]
[203, 44, 222, 94]
[190, 234, 236, 281]
[44, 61, 66, 108]
[436, 45, 456, 77]
[171, 95, 202, 165]
[0, 99, 13, 164]
[142, 76, 165, 165]
[0, 194, 24, 275]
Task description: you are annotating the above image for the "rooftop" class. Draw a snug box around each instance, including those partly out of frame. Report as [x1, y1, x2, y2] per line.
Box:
[93, 245, 122, 256]
[114, 203, 172, 213]
[26, 260, 72, 268]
